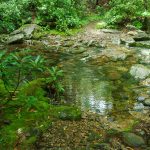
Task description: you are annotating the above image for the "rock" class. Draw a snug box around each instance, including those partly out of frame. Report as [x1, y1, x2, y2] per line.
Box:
[127, 31, 138, 36]
[0, 44, 4, 50]
[138, 49, 150, 64]
[133, 30, 150, 41]
[11, 24, 41, 39]
[129, 41, 150, 48]
[101, 29, 121, 34]
[58, 108, 82, 121]
[102, 48, 127, 61]
[3, 120, 11, 125]
[122, 132, 145, 147]
[96, 21, 107, 29]
[7, 33, 24, 44]
[111, 37, 121, 45]
[121, 37, 135, 45]
[71, 47, 86, 54]
[137, 96, 146, 102]
[0, 34, 9, 43]
[140, 78, 150, 87]
[130, 64, 150, 80]
[86, 40, 104, 48]
[107, 71, 121, 80]
[93, 143, 111, 150]
[143, 99, 150, 106]
[133, 103, 145, 111]
[89, 55, 110, 65]
[126, 24, 137, 30]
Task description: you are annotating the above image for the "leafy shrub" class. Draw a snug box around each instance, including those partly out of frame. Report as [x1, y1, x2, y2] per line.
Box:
[0, 0, 87, 33]
[36, 0, 85, 31]
[0, 50, 45, 101]
[0, 0, 33, 33]
[103, 0, 149, 26]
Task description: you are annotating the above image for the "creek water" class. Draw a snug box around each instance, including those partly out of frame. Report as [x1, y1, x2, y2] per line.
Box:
[6, 40, 147, 120]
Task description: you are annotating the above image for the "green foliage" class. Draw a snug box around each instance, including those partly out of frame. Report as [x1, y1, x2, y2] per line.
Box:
[103, 0, 150, 27]
[132, 21, 143, 29]
[0, 50, 45, 101]
[36, 0, 86, 31]
[45, 66, 64, 101]
[0, 0, 87, 33]
[0, 80, 8, 99]
[0, 0, 32, 33]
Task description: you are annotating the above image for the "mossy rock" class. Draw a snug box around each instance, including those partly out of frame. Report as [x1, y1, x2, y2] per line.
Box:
[32, 31, 48, 40]
[50, 106, 82, 121]
[122, 132, 145, 147]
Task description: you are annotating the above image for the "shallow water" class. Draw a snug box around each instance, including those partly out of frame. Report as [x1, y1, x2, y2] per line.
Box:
[6, 42, 144, 120]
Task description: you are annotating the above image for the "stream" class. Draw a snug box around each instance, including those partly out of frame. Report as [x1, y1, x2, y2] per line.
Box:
[5, 27, 150, 149]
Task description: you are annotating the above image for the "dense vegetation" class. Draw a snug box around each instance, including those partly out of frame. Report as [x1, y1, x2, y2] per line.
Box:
[0, 0, 150, 33]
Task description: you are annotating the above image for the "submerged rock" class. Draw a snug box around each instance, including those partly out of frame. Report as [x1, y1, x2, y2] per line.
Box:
[102, 48, 127, 61]
[130, 64, 150, 80]
[122, 132, 145, 147]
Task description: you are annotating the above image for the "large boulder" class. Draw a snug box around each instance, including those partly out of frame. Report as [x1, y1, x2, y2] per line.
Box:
[11, 24, 41, 39]
[130, 64, 150, 80]
[128, 30, 150, 41]
[7, 24, 42, 44]
[7, 33, 24, 44]
[122, 132, 145, 147]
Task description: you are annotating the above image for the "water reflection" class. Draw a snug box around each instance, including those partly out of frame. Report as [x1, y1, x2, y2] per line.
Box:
[62, 59, 135, 116]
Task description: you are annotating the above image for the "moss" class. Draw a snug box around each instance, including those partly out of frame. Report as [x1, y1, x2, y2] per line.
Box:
[0, 77, 82, 149]
[19, 78, 45, 96]
[0, 80, 8, 100]
[49, 105, 82, 121]
[32, 31, 49, 40]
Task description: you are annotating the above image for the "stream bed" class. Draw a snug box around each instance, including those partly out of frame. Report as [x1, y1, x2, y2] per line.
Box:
[5, 30, 150, 149]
